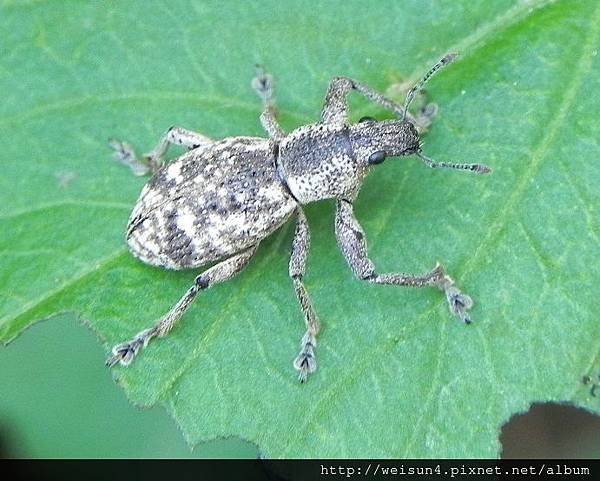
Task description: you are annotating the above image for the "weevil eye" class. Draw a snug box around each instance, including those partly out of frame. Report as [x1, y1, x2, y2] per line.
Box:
[359, 116, 376, 123]
[368, 150, 386, 165]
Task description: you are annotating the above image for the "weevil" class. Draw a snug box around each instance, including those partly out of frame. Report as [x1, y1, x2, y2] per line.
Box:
[107, 53, 491, 382]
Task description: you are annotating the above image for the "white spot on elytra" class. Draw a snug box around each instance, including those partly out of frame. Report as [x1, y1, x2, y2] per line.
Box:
[239, 142, 267, 152]
[258, 185, 284, 202]
[223, 212, 247, 230]
[166, 162, 183, 182]
[176, 208, 197, 238]
[133, 226, 160, 256]
[207, 225, 221, 240]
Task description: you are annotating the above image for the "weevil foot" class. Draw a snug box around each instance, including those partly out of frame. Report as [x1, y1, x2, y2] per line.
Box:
[106, 342, 140, 367]
[433, 266, 474, 324]
[443, 284, 474, 324]
[294, 352, 317, 383]
[416, 102, 438, 131]
[293, 333, 317, 383]
[251, 65, 275, 104]
[109, 138, 151, 176]
[106, 328, 154, 367]
[141, 152, 165, 173]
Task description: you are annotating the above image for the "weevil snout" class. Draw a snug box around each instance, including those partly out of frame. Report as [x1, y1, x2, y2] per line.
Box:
[399, 120, 421, 155]
[350, 119, 421, 165]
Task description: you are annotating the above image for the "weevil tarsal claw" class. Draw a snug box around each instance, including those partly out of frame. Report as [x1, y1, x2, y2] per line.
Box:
[444, 285, 474, 325]
[294, 353, 317, 383]
[108, 138, 151, 176]
[294, 333, 317, 383]
[106, 341, 140, 367]
[106, 328, 155, 367]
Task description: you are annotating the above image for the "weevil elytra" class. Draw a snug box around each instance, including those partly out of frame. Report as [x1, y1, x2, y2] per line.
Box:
[107, 53, 491, 382]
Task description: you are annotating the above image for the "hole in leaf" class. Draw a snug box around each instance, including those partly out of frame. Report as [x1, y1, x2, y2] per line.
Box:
[501, 403, 600, 458]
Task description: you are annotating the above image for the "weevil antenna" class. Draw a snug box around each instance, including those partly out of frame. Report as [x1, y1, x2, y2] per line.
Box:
[416, 152, 492, 174]
[403, 53, 458, 121]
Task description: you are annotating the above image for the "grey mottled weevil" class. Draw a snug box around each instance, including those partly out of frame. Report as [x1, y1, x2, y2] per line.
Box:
[107, 53, 491, 382]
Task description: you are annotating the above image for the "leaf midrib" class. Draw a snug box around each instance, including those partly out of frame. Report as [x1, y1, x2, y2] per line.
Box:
[0, 91, 311, 128]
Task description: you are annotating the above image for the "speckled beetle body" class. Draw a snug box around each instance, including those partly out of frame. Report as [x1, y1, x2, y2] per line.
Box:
[108, 54, 491, 381]
[127, 137, 295, 269]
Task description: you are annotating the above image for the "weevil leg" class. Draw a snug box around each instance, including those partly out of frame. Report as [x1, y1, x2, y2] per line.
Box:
[334, 199, 474, 324]
[108, 139, 149, 176]
[106, 244, 259, 367]
[289, 207, 320, 382]
[109, 127, 213, 175]
[321, 77, 421, 128]
[251, 65, 285, 140]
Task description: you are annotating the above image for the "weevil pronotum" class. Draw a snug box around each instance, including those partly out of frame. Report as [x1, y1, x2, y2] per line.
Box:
[107, 53, 491, 382]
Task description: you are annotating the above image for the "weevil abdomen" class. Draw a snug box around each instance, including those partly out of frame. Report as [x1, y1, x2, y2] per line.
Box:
[127, 137, 297, 269]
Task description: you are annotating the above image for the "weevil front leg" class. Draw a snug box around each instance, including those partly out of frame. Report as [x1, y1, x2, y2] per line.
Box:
[110, 126, 213, 175]
[107, 244, 259, 367]
[289, 208, 320, 382]
[252, 65, 285, 140]
[321, 76, 422, 129]
[334, 199, 474, 323]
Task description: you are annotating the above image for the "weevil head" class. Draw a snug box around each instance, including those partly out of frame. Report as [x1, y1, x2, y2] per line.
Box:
[349, 117, 421, 166]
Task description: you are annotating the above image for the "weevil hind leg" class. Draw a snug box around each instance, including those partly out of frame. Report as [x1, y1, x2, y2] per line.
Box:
[334, 199, 475, 324]
[251, 65, 285, 140]
[106, 244, 259, 368]
[289, 208, 320, 382]
[109, 126, 213, 175]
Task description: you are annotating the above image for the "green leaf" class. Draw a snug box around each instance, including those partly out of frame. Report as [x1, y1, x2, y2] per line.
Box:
[1, 0, 599, 458]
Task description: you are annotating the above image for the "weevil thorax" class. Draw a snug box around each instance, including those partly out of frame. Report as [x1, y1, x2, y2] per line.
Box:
[277, 120, 421, 204]
[277, 123, 370, 203]
[348, 119, 421, 166]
